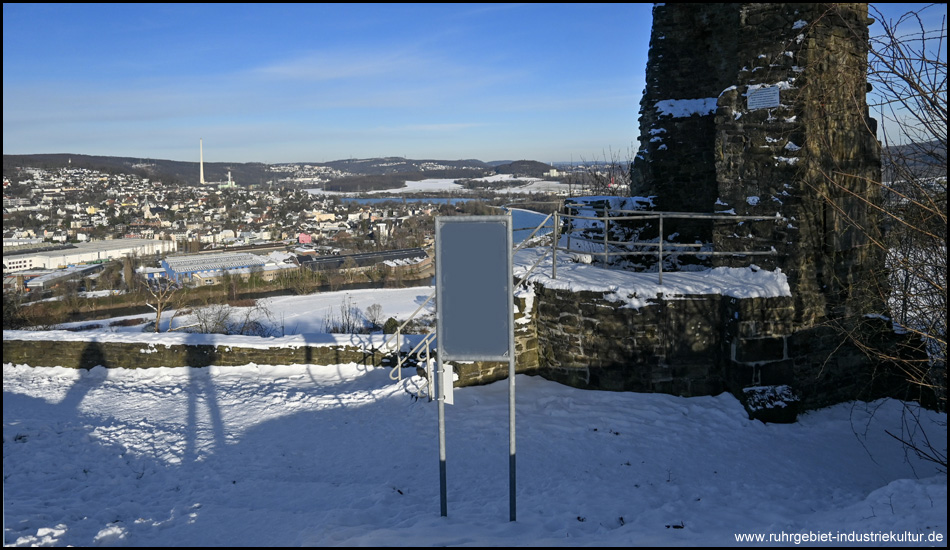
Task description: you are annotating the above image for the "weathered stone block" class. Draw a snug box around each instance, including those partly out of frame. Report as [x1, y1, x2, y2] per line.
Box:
[734, 336, 786, 364]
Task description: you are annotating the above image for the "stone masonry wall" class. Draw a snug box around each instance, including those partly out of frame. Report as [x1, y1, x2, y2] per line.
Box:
[618, 3, 890, 417]
[712, 3, 883, 326]
[632, 4, 882, 327]
[631, 4, 740, 213]
[4, 284, 909, 420]
[521, 283, 904, 418]
[2, 338, 386, 370]
[530, 286, 724, 396]
[630, 4, 742, 249]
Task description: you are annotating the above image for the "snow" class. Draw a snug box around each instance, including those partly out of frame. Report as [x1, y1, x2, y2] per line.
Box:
[775, 156, 801, 165]
[473, 174, 523, 183]
[305, 179, 465, 196]
[3, 262, 946, 546]
[383, 256, 426, 267]
[3, 363, 945, 546]
[304, 176, 578, 197]
[746, 82, 796, 93]
[504, 180, 573, 194]
[514, 247, 790, 309]
[77, 290, 123, 299]
[8, 287, 437, 348]
[655, 98, 718, 118]
[368, 179, 465, 195]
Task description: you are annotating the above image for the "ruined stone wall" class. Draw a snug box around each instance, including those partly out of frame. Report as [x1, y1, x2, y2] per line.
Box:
[522, 284, 905, 419]
[2, 338, 387, 370]
[5, 283, 913, 421]
[631, 4, 739, 215]
[712, 3, 883, 325]
[530, 286, 724, 396]
[633, 3, 882, 326]
[618, 2, 913, 416]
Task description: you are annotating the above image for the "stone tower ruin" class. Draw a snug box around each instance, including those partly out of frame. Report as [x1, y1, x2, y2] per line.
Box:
[406, 3, 910, 419]
[631, 3, 883, 327]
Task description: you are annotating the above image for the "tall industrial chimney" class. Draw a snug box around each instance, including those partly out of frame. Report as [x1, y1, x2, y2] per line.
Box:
[199, 138, 205, 184]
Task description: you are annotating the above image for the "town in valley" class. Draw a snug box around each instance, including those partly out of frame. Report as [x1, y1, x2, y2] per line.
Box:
[2, 150, 622, 325]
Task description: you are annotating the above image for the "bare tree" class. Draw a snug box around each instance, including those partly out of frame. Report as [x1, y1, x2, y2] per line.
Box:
[324, 294, 365, 334]
[140, 276, 184, 333]
[811, 5, 946, 470]
[573, 146, 635, 197]
[220, 270, 240, 301]
[341, 256, 359, 284]
[187, 301, 276, 336]
[869, 6, 947, 365]
[365, 303, 384, 330]
[868, 6, 946, 470]
[122, 255, 135, 292]
[232, 300, 276, 336]
[866, 6, 944, 398]
[190, 303, 233, 334]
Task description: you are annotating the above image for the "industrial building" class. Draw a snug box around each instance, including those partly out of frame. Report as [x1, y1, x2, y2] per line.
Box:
[2, 239, 177, 272]
[296, 248, 429, 275]
[161, 252, 295, 285]
[296, 248, 425, 271]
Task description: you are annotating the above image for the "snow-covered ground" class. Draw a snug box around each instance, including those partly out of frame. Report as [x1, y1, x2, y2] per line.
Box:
[3, 363, 945, 547]
[470, 174, 576, 195]
[514, 247, 791, 309]
[305, 175, 575, 197]
[3, 251, 947, 546]
[305, 178, 467, 196]
[30, 287, 435, 339]
[25, 252, 792, 339]
[368, 178, 466, 195]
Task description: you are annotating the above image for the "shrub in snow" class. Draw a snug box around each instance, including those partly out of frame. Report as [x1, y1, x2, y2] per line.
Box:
[741, 385, 801, 423]
[382, 317, 400, 334]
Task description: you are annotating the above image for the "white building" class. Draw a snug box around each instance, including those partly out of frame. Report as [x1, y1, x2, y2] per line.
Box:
[2, 239, 177, 272]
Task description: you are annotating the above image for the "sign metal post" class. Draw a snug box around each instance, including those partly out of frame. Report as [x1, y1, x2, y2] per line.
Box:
[434, 215, 516, 521]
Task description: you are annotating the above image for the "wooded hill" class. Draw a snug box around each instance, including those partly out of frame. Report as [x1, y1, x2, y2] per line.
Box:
[3, 154, 511, 191]
[3, 153, 277, 188]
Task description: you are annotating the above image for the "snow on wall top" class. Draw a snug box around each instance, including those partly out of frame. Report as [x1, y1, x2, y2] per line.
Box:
[655, 98, 718, 118]
[2, 329, 428, 351]
[514, 247, 790, 309]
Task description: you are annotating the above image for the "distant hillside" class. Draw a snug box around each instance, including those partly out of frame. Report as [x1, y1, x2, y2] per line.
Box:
[3, 154, 507, 187]
[301, 157, 493, 176]
[2, 153, 279, 187]
[492, 160, 555, 178]
[323, 170, 501, 192]
[882, 139, 946, 182]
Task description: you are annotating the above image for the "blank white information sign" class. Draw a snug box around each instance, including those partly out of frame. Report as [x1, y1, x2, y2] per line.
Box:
[435, 216, 512, 360]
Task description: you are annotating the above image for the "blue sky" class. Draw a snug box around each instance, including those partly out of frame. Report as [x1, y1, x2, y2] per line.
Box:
[2, 3, 943, 165]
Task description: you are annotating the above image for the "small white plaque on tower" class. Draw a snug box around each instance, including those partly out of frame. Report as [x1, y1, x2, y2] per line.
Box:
[747, 86, 781, 110]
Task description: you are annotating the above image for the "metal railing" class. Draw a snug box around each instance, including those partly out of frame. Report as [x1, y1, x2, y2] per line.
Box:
[381, 292, 435, 385]
[381, 209, 559, 394]
[377, 206, 784, 396]
[552, 209, 786, 284]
